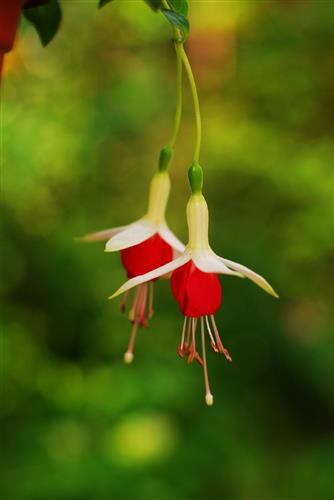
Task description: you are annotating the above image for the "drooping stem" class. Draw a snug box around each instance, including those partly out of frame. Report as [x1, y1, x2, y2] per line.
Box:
[161, 0, 203, 165]
[178, 44, 202, 164]
[169, 41, 183, 148]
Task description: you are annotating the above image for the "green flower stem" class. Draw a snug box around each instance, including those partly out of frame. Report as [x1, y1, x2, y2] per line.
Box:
[161, 0, 202, 164]
[178, 43, 202, 164]
[169, 40, 183, 148]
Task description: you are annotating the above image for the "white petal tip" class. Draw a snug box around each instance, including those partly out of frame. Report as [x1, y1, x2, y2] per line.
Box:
[124, 352, 134, 364]
[104, 246, 117, 253]
[271, 290, 280, 299]
[74, 236, 93, 243]
[205, 394, 214, 406]
[108, 290, 121, 300]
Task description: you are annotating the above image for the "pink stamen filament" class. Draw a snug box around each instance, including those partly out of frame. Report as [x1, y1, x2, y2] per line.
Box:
[129, 287, 141, 322]
[178, 316, 188, 357]
[185, 317, 192, 351]
[187, 318, 202, 365]
[201, 317, 213, 406]
[205, 315, 218, 352]
[210, 315, 232, 362]
[124, 319, 139, 364]
[120, 290, 130, 313]
[148, 282, 154, 320]
[138, 283, 148, 325]
[124, 283, 154, 363]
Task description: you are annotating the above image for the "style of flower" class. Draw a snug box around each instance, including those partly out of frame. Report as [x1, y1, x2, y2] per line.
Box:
[110, 187, 278, 405]
[79, 170, 185, 363]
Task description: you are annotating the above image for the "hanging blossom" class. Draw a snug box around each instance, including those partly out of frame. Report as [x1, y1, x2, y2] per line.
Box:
[110, 165, 278, 405]
[79, 156, 185, 363]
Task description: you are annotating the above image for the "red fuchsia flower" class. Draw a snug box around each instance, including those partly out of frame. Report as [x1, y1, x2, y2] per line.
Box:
[110, 165, 278, 405]
[79, 169, 185, 363]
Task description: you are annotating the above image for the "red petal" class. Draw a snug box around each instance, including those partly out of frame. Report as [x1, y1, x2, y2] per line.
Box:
[171, 261, 222, 317]
[120, 233, 173, 279]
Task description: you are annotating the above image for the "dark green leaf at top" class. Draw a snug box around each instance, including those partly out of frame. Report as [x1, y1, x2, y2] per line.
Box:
[161, 9, 189, 40]
[98, 0, 114, 8]
[144, 0, 164, 11]
[167, 0, 188, 17]
[23, 0, 62, 47]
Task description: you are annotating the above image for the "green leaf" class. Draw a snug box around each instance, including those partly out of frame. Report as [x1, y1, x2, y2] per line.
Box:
[23, 0, 62, 47]
[144, 0, 164, 11]
[167, 0, 188, 17]
[161, 9, 189, 40]
[98, 0, 114, 8]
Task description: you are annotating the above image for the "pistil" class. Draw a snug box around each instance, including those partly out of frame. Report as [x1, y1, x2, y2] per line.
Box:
[201, 317, 213, 406]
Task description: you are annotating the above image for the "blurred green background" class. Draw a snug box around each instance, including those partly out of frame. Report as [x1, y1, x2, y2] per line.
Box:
[1, 1, 333, 499]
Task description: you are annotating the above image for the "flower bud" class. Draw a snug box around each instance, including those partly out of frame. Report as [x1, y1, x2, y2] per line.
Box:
[159, 146, 173, 172]
[188, 163, 203, 194]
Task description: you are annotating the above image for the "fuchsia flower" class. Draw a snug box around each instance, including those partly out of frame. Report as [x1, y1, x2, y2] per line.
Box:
[110, 167, 278, 405]
[80, 170, 184, 363]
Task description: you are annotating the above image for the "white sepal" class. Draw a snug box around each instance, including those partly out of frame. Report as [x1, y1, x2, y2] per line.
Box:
[109, 251, 191, 299]
[105, 219, 156, 252]
[192, 250, 244, 277]
[77, 226, 126, 242]
[219, 257, 279, 298]
[158, 224, 185, 253]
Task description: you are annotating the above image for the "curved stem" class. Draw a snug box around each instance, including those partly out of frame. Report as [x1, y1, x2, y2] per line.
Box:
[161, 0, 202, 163]
[179, 44, 202, 164]
[169, 41, 183, 148]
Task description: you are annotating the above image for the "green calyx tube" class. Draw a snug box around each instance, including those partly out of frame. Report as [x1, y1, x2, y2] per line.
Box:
[159, 146, 173, 171]
[188, 163, 203, 194]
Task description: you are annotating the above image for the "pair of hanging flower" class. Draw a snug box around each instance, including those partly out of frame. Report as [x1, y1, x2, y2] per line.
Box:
[79, 6, 278, 406]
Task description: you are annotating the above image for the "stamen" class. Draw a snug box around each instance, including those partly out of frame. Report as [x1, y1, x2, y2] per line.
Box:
[187, 318, 196, 364]
[129, 287, 141, 322]
[188, 319, 203, 365]
[201, 317, 214, 406]
[210, 315, 232, 362]
[138, 283, 148, 326]
[148, 282, 154, 320]
[178, 316, 188, 357]
[205, 315, 219, 353]
[120, 290, 130, 313]
[124, 319, 139, 364]
[184, 317, 192, 354]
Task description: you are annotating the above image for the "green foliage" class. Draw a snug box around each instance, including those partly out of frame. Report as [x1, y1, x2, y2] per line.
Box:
[168, 0, 189, 17]
[23, 0, 62, 47]
[161, 8, 189, 40]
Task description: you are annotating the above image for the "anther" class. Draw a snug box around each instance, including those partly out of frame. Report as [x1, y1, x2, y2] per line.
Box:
[205, 393, 214, 406]
[124, 352, 134, 364]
